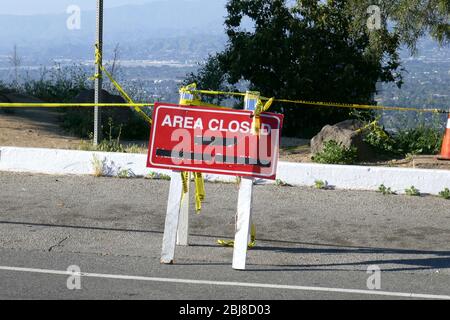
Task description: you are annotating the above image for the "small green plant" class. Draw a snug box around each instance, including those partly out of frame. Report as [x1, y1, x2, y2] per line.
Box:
[314, 180, 329, 190]
[405, 186, 420, 196]
[117, 168, 134, 179]
[145, 172, 171, 181]
[378, 184, 396, 195]
[275, 179, 291, 187]
[312, 140, 358, 165]
[439, 188, 450, 200]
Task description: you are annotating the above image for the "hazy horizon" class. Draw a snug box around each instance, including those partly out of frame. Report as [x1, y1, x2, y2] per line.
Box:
[0, 0, 201, 15]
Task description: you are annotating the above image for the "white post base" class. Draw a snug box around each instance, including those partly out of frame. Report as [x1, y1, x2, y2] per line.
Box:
[232, 177, 254, 270]
[161, 171, 186, 264]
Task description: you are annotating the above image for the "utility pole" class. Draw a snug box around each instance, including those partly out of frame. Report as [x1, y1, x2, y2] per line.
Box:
[94, 0, 104, 145]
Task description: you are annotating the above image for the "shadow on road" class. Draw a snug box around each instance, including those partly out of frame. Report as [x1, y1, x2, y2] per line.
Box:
[2, 219, 449, 273]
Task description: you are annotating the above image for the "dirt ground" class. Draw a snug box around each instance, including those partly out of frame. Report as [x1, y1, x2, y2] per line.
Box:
[0, 109, 81, 149]
[1, 108, 450, 170]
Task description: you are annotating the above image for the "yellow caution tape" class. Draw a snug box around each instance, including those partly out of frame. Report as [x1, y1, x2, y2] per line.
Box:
[178, 85, 208, 215]
[191, 88, 246, 98]
[194, 172, 205, 214]
[184, 85, 448, 114]
[181, 172, 189, 195]
[252, 97, 274, 135]
[93, 44, 153, 124]
[179, 84, 230, 109]
[0, 103, 153, 108]
[180, 171, 206, 215]
[217, 224, 257, 249]
[1, 44, 155, 124]
[269, 98, 448, 114]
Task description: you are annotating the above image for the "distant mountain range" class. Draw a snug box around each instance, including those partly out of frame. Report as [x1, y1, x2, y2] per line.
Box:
[0, 0, 228, 63]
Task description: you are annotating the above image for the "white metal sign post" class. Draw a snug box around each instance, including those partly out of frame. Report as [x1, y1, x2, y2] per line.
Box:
[232, 91, 258, 270]
[175, 90, 193, 246]
[160, 91, 193, 264]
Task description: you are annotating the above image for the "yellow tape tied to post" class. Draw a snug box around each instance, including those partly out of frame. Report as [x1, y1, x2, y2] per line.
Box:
[93, 44, 153, 125]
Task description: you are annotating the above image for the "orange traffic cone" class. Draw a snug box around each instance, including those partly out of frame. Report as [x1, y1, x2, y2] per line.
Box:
[438, 114, 450, 160]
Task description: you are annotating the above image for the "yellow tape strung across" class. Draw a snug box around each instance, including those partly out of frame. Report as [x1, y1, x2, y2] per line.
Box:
[186, 86, 448, 115]
[0, 45, 155, 124]
[179, 83, 229, 109]
[270, 98, 448, 114]
[0, 103, 154, 108]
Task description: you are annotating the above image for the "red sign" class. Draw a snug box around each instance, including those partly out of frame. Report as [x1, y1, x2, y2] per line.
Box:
[147, 103, 284, 179]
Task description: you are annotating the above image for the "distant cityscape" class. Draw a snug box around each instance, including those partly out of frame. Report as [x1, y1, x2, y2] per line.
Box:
[0, 0, 449, 125]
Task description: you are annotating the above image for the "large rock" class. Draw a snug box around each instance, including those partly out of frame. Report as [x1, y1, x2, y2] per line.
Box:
[72, 89, 126, 104]
[0, 92, 44, 103]
[311, 119, 375, 161]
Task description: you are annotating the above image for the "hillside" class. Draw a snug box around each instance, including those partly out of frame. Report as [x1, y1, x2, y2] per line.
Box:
[0, 0, 228, 63]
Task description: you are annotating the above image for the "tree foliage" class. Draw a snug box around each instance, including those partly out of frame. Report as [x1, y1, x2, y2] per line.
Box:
[347, 0, 450, 51]
[187, 0, 449, 137]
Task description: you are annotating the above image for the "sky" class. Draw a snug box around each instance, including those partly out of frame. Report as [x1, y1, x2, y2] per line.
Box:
[0, 0, 157, 15]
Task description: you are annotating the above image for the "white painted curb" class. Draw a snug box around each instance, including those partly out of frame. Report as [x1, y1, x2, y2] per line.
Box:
[1, 146, 450, 195]
[277, 161, 450, 195]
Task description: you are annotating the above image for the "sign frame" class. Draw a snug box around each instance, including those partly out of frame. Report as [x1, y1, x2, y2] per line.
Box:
[147, 102, 283, 180]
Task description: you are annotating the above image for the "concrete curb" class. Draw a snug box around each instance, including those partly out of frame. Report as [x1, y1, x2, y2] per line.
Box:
[1, 146, 450, 195]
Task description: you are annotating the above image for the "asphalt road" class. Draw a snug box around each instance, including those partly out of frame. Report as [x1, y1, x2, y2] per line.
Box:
[1, 171, 450, 300]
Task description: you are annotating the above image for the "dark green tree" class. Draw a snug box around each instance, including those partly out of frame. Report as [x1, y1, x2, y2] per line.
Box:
[187, 0, 449, 137]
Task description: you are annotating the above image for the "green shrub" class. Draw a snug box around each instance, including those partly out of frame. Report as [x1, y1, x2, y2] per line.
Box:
[145, 172, 171, 181]
[2, 64, 150, 140]
[275, 179, 291, 187]
[314, 180, 329, 190]
[363, 120, 443, 157]
[22, 64, 88, 103]
[378, 184, 396, 195]
[394, 126, 443, 155]
[117, 168, 134, 179]
[439, 188, 450, 200]
[312, 140, 358, 165]
[405, 186, 420, 196]
[363, 122, 396, 155]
